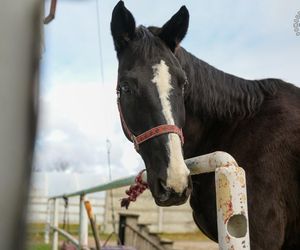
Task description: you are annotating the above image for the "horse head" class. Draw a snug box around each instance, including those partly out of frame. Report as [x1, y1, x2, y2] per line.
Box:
[111, 1, 192, 206]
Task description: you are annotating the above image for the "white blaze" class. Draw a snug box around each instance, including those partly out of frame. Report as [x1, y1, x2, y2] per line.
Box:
[151, 60, 190, 193]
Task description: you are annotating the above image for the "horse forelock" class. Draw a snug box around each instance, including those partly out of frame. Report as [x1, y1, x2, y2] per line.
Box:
[129, 26, 163, 59]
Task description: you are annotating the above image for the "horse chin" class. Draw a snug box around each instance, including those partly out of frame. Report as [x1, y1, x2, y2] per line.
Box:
[154, 195, 189, 207]
[152, 186, 192, 207]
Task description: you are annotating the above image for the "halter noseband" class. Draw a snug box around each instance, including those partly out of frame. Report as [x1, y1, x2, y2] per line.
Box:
[117, 90, 184, 152]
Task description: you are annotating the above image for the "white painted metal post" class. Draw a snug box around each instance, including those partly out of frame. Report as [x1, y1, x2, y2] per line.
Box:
[215, 164, 250, 250]
[79, 195, 89, 249]
[158, 207, 164, 233]
[184, 151, 250, 249]
[44, 199, 51, 244]
[103, 191, 109, 233]
[52, 199, 59, 250]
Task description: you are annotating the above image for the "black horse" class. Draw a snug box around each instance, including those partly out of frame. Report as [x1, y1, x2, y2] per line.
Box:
[111, 2, 300, 249]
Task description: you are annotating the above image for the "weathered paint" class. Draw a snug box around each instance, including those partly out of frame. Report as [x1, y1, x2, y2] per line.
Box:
[185, 151, 239, 175]
[79, 195, 88, 250]
[44, 200, 50, 244]
[215, 164, 250, 250]
[51, 199, 59, 250]
[217, 173, 234, 224]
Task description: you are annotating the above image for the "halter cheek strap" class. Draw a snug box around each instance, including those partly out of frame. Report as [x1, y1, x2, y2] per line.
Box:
[117, 90, 184, 152]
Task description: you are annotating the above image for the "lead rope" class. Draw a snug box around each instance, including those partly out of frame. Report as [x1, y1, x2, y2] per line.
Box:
[121, 169, 148, 209]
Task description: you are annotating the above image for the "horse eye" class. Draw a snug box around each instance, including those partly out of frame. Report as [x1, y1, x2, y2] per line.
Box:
[120, 83, 131, 94]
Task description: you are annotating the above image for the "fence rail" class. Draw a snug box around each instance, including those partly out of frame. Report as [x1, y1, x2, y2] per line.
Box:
[50, 175, 139, 200]
[45, 151, 251, 250]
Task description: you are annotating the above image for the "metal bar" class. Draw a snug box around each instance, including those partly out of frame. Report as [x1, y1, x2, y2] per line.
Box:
[185, 151, 238, 175]
[52, 199, 59, 250]
[44, 0, 57, 24]
[50, 226, 79, 247]
[215, 164, 250, 250]
[50, 175, 137, 200]
[49, 151, 236, 200]
[102, 191, 109, 232]
[79, 195, 88, 249]
[157, 207, 163, 233]
[44, 199, 51, 244]
[84, 201, 101, 250]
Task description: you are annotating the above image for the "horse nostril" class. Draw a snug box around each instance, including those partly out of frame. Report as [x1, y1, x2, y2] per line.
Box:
[159, 179, 168, 190]
[154, 179, 191, 206]
[158, 192, 171, 202]
[158, 185, 172, 202]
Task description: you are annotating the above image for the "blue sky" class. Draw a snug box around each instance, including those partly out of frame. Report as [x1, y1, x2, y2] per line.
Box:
[34, 0, 300, 179]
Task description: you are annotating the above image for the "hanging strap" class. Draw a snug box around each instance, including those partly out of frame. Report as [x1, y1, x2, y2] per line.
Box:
[62, 196, 69, 232]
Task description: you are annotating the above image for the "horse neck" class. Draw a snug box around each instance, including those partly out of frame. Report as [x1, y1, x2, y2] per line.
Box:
[175, 47, 279, 157]
[175, 47, 277, 122]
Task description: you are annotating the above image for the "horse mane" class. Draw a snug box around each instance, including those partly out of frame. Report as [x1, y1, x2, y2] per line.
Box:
[131, 26, 179, 66]
[176, 47, 280, 120]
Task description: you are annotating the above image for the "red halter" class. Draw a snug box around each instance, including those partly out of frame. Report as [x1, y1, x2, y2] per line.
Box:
[117, 90, 184, 152]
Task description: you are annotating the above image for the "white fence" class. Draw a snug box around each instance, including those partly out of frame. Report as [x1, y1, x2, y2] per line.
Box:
[44, 152, 250, 250]
[27, 195, 105, 225]
[27, 184, 197, 233]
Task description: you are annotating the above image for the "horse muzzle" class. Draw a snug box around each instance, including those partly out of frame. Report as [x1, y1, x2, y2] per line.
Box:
[153, 176, 192, 206]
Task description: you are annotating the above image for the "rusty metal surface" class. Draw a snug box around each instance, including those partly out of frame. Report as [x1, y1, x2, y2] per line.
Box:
[215, 164, 250, 250]
[186, 151, 238, 175]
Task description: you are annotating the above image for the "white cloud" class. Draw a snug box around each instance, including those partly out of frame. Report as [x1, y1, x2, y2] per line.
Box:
[34, 81, 143, 179]
[45, 130, 68, 142]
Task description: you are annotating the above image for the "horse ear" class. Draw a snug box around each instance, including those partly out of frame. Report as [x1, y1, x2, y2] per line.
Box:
[111, 1, 136, 55]
[159, 6, 189, 52]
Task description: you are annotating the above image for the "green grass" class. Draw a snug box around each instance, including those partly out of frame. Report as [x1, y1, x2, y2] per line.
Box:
[26, 223, 118, 249]
[27, 243, 51, 250]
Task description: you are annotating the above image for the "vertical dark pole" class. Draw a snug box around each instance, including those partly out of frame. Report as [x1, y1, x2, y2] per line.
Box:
[0, 0, 41, 249]
[118, 215, 126, 245]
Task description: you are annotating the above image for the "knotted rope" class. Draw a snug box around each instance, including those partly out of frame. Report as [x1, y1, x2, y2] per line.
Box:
[121, 169, 148, 209]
